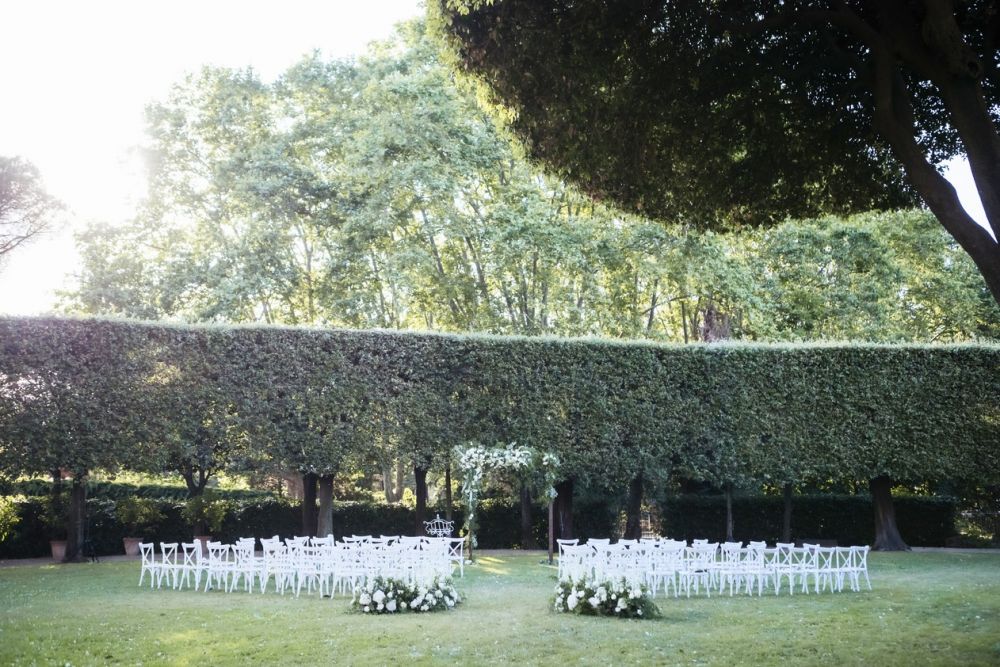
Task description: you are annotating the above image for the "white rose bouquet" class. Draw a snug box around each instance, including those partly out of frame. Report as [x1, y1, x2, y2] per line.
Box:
[552, 578, 659, 619]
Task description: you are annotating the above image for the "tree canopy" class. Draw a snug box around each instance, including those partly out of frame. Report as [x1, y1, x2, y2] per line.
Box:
[0, 156, 62, 268]
[62, 23, 1000, 343]
[431, 0, 1000, 305]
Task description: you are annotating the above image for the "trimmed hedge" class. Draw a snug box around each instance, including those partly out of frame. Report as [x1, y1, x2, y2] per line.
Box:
[0, 493, 956, 558]
[0, 317, 997, 492]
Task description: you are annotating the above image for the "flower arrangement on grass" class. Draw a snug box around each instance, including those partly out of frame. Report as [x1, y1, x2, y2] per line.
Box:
[553, 578, 660, 619]
[352, 576, 462, 614]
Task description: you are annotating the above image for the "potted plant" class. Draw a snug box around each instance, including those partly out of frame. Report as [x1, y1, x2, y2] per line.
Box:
[115, 496, 164, 556]
[181, 490, 227, 550]
[42, 496, 68, 561]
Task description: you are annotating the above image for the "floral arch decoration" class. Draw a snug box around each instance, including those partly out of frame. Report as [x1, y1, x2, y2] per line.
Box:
[455, 442, 560, 554]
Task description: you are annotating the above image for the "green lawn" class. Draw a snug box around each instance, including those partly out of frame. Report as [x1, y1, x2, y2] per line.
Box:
[1, 551, 998, 666]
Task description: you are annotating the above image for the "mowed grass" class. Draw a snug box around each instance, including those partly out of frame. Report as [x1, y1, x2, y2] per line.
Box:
[1, 551, 998, 666]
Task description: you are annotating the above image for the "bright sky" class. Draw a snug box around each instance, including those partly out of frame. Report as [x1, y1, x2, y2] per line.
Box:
[0, 0, 423, 314]
[0, 1, 989, 315]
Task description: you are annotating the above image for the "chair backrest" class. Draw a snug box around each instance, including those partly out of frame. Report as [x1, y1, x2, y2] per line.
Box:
[159, 542, 178, 564]
[206, 542, 229, 565]
[181, 542, 201, 567]
[720, 542, 743, 564]
[139, 542, 155, 565]
[617, 539, 638, 547]
[587, 538, 611, 548]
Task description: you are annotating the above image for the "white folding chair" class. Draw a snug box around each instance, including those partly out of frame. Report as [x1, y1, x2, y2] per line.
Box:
[770, 542, 797, 595]
[157, 542, 179, 589]
[138, 542, 158, 588]
[847, 545, 872, 591]
[556, 539, 579, 581]
[175, 541, 204, 590]
[716, 542, 744, 596]
[203, 542, 232, 592]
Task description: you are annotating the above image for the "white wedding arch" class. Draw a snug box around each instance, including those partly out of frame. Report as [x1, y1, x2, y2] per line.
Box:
[455, 442, 560, 561]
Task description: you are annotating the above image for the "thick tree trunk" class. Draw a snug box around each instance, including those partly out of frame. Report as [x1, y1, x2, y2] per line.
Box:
[519, 483, 538, 548]
[867, 46, 1000, 306]
[782, 483, 793, 543]
[63, 472, 87, 563]
[624, 475, 644, 540]
[317, 474, 335, 537]
[444, 464, 453, 521]
[301, 472, 318, 537]
[414, 465, 429, 536]
[724, 484, 734, 542]
[870, 475, 910, 551]
[554, 479, 574, 539]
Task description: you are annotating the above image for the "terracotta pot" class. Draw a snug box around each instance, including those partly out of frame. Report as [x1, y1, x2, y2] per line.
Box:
[50, 540, 67, 561]
[122, 537, 143, 556]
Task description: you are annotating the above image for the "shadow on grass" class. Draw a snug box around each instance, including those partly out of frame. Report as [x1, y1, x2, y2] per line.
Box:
[473, 556, 511, 575]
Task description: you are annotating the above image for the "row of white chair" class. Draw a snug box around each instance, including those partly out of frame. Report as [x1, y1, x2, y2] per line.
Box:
[557, 538, 871, 597]
[138, 534, 465, 598]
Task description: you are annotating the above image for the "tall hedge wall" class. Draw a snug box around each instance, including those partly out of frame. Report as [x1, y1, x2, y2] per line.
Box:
[0, 316, 998, 490]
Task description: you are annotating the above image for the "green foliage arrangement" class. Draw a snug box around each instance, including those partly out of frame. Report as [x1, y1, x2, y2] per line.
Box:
[0, 495, 23, 542]
[352, 576, 461, 614]
[181, 491, 227, 534]
[553, 578, 660, 619]
[114, 496, 164, 536]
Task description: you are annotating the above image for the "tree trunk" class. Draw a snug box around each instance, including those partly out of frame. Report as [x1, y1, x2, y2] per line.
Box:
[381, 464, 395, 503]
[317, 474, 335, 537]
[181, 465, 209, 499]
[870, 475, 910, 551]
[554, 479, 574, 539]
[63, 472, 87, 563]
[414, 465, 429, 536]
[394, 459, 406, 502]
[724, 484, 734, 542]
[519, 483, 538, 548]
[301, 472, 318, 537]
[444, 464, 453, 521]
[624, 475, 644, 540]
[866, 46, 1000, 306]
[782, 483, 793, 543]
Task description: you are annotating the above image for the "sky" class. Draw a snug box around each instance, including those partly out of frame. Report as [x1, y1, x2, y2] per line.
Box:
[0, 1, 990, 315]
[0, 0, 424, 314]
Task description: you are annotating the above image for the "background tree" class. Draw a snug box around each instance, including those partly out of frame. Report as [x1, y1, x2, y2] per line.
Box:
[64, 38, 999, 343]
[432, 0, 1000, 305]
[0, 156, 62, 269]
